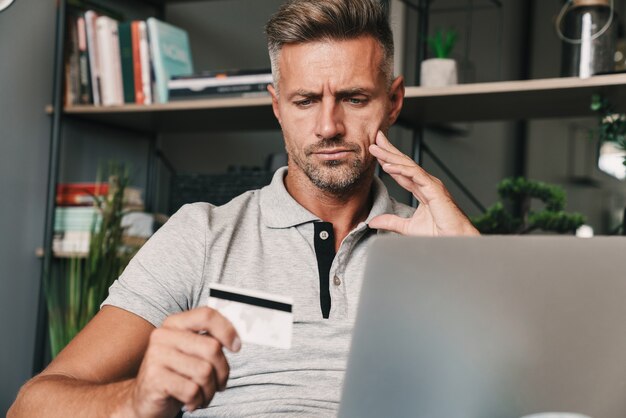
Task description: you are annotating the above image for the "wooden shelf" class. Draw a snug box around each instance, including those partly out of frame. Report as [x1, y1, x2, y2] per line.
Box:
[54, 74, 626, 133]
[399, 73, 626, 125]
[60, 95, 279, 133]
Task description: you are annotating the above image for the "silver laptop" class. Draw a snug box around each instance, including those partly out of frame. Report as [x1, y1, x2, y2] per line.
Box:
[339, 236, 626, 418]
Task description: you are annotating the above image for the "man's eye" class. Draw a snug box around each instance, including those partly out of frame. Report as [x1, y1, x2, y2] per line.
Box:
[295, 99, 313, 107]
[346, 97, 367, 105]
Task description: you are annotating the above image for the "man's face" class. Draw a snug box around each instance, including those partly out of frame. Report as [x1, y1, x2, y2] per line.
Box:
[269, 36, 404, 194]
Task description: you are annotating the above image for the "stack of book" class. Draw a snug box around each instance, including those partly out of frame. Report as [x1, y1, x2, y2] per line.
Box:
[168, 69, 273, 100]
[54, 183, 107, 255]
[65, 6, 194, 106]
[53, 182, 148, 256]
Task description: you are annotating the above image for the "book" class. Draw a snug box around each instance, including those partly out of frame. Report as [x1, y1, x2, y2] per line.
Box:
[131, 21, 152, 105]
[169, 82, 270, 100]
[53, 230, 92, 254]
[84, 10, 101, 105]
[64, 12, 81, 106]
[168, 72, 272, 100]
[54, 207, 102, 232]
[131, 21, 144, 104]
[76, 16, 93, 104]
[96, 15, 124, 106]
[56, 182, 109, 206]
[147, 18, 193, 103]
[118, 22, 135, 104]
[172, 68, 272, 79]
[169, 72, 273, 88]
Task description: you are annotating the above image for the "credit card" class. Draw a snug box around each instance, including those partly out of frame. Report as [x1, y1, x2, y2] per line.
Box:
[208, 283, 293, 349]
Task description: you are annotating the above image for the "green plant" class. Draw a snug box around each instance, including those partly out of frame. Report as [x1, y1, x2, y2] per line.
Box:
[472, 177, 586, 234]
[427, 28, 458, 59]
[45, 163, 140, 357]
[591, 94, 626, 165]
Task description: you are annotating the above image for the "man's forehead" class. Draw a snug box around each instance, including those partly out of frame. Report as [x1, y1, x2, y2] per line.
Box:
[277, 36, 385, 91]
[279, 36, 383, 63]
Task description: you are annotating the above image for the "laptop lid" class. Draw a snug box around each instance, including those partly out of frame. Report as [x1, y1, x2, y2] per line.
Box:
[339, 236, 626, 418]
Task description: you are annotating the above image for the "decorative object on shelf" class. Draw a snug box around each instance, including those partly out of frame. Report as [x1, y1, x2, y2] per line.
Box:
[420, 28, 458, 87]
[557, 0, 617, 78]
[615, 38, 626, 71]
[44, 163, 144, 357]
[472, 177, 586, 234]
[591, 94, 626, 180]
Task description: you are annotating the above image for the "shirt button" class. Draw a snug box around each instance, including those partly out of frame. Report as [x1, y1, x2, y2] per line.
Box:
[320, 231, 329, 240]
[333, 275, 341, 286]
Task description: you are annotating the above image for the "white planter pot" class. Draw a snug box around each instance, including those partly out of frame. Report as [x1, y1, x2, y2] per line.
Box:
[420, 58, 458, 87]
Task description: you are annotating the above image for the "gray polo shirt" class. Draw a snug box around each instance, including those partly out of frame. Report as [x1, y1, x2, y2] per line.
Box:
[103, 166, 414, 417]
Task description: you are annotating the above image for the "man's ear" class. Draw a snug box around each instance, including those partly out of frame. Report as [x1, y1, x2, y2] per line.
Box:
[387, 76, 405, 126]
[268, 83, 282, 125]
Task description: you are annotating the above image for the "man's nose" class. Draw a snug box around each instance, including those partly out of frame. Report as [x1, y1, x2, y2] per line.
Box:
[315, 98, 345, 140]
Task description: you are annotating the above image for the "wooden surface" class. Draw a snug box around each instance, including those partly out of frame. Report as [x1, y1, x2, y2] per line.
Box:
[62, 96, 278, 133]
[399, 73, 626, 125]
[56, 74, 626, 133]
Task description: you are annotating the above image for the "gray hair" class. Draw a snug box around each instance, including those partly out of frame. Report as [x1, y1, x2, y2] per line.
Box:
[265, 0, 394, 94]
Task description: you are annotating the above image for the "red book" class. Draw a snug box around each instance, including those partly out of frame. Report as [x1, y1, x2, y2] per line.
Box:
[56, 183, 109, 206]
[131, 21, 144, 104]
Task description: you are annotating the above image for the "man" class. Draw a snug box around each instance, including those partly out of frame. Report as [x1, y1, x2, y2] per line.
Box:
[9, 0, 478, 417]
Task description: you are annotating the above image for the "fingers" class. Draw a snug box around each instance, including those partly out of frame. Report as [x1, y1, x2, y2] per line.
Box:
[381, 162, 432, 188]
[368, 131, 479, 237]
[370, 135, 413, 166]
[149, 336, 227, 405]
[369, 131, 435, 191]
[163, 307, 241, 353]
[374, 130, 405, 157]
[381, 165, 424, 198]
[132, 307, 240, 416]
[368, 214, 407, 235]
[159, 367, 205, 412]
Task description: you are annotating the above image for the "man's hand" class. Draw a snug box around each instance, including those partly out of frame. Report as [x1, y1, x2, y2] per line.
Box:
[124, 307, 241, 418]
[369, 131, 479, 236]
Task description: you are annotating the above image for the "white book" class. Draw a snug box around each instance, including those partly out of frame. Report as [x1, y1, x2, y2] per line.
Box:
[84, 10, 100, 105]
[53, 231, 91, 254]
[95, 16, 124, 106]
[168, 73, 274, 90]
[110, 21, 124, 105]
[138, 21, 152, 105]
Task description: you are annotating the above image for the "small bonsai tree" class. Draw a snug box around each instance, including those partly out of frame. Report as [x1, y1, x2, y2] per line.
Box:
[428, 28, 457, 59]
[472, 177, 586, 234]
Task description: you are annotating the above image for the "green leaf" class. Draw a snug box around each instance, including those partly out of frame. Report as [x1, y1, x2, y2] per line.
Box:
[46, 161, 143, 357]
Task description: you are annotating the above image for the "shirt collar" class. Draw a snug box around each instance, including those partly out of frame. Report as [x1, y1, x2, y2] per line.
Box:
[260, 166, 394, 229]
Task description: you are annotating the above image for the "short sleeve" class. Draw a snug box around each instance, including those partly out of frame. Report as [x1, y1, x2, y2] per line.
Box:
[101, 202, 212, 327]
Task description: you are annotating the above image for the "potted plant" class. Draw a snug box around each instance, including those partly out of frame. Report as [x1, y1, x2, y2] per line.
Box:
[44, 163, 143, 357]
[472, 177, 586, 234]
[421, 28, 458, 87]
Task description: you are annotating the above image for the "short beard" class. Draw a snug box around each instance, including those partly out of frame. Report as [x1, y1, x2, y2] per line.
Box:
[303, 158, 363, 194]
[288, 137, 372, 195]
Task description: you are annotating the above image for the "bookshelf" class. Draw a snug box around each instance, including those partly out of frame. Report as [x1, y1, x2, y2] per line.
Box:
[36, 0, 626, 376]
[53, 73, 626, 132]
